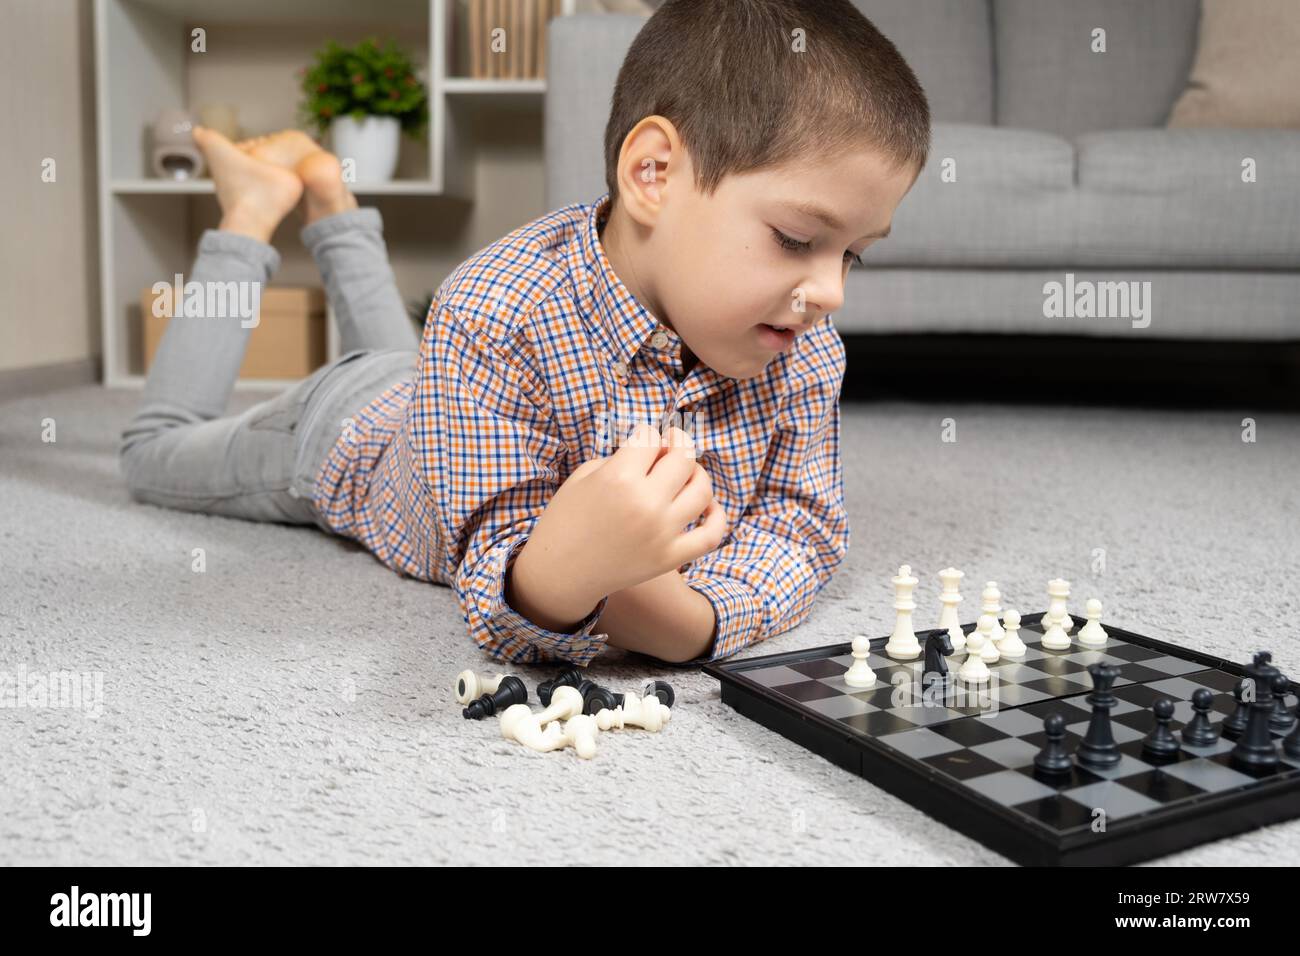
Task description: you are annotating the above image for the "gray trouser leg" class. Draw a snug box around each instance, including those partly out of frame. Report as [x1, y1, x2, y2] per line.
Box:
[117, 212, 418, 527]
[300, 207, 420, 353]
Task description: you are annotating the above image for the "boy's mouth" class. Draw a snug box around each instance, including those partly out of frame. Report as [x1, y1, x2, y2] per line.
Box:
[756, 322, 797, 351]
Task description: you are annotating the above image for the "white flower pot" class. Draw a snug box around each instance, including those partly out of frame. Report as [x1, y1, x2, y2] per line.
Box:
[329, 115, 401, 183]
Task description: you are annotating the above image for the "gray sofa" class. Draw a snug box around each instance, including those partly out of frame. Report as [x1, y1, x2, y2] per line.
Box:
[545, 0, 1300, 343]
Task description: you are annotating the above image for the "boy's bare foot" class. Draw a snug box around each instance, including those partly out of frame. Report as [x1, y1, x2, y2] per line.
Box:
[232, 129, 358, 225]
[236, 129, 321, 169]
[296, 151, 358, 224]
[194, 125, 302, 243]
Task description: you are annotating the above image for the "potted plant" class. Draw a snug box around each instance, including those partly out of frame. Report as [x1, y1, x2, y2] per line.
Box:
[299, 38, 429, 183]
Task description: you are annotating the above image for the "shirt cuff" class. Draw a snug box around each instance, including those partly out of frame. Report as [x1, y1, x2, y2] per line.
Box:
[681, 575, 763, 663]
[473, 537, 611, 667]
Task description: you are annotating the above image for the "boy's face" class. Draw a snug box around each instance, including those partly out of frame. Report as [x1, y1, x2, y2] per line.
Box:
[607, 123, 919, 380]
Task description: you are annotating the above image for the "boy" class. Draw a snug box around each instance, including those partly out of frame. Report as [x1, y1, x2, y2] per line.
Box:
[120, 0, 930, 667]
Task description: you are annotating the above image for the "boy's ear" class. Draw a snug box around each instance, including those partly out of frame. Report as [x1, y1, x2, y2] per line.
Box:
[615, 115, 679, 226]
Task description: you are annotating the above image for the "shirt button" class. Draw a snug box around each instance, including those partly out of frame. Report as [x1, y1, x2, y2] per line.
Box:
[288, 486, 300, 499]
[611, 360, 629, 379]
[650, 330, 669, 349]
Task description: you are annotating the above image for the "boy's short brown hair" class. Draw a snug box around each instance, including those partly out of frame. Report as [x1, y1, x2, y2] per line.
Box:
[603, 0, 931, 204]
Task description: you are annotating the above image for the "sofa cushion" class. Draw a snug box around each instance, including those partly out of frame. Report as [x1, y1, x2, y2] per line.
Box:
[1167, 0, 1300, 129]
[994, 0, 1201, 137]
[866, 123, 1076, 268]
[1074, 129, 1300, 268]
[851, 0, 994, 125]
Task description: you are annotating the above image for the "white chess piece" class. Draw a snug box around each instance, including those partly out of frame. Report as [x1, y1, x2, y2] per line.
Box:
[1078, 598, 1108, 645]
[1041, 599, 1072, 649]
[958, 626, 991, 683]
[454, 670, 504, 704]
[596, 694, 670, 732]
[997, 608, 1027, 658]
[560, 714, 599, 759]
[844, 633, 877, 687]
[885, 564, 921, 660]
[972, 612, 1001, 663]
[500, 704, 566, 752]
[980, 581, 1005, 644]
[534, 684, 584, 725]
[936, 567, 966, 653]
[1043, 578, 1075, 634]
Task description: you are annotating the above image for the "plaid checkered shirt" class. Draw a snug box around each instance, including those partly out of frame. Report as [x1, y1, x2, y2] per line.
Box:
[312, 191, 849, 667]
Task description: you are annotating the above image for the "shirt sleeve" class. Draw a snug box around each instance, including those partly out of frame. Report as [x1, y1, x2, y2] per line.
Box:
[418, 300, 611, 667]
[680, 326, 850, 662]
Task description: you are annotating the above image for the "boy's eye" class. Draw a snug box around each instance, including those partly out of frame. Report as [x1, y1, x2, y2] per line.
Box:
[771, 227, 865, 268]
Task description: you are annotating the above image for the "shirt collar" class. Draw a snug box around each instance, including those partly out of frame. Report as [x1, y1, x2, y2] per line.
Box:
[574, 191, 684, 375]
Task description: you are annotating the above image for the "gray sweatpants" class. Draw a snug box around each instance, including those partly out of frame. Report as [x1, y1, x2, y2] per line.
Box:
[118, 207, 419, 533]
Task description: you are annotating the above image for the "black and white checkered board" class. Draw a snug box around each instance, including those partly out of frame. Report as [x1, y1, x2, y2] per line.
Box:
[704, 613, 1300, 866]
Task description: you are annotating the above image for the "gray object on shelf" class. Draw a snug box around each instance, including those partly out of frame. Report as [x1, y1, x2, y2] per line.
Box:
[150, 109, 205, 181]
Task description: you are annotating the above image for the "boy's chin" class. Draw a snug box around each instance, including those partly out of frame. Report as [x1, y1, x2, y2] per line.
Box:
[707, 352, 774, 381]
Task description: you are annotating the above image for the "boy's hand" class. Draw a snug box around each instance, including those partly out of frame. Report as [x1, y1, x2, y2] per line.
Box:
[508, 423, 728, 630]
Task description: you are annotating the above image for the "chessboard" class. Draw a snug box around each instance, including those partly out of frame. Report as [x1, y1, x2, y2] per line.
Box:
[703, 612, 1300, 866]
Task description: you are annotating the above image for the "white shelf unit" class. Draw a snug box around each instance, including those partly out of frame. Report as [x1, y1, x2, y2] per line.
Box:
[94, 0, 574, 388]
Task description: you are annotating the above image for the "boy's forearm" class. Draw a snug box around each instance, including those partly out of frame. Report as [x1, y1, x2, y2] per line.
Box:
[594, 569, 718, 663]
[505, 538, 605, 633]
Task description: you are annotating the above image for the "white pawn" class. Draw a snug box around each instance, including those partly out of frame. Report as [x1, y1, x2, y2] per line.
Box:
[454, 670, 504, 704]
[596, 693, 670, 732]
[885, 564, 921, 660]
[560, 714, 599, 759]
[936, 567, 966, 653]
[1041, 609, 1072, 650]
[997, 608, 1027, 658]
[1078, 598, 1108, 645]
[980, 582, 1005, 644]
[534, 684, 584, 725]
[500, 704, 565, 753]
[1043, 578, 1075, 634]
[844, 633, 877, 687]
[971, 612, 1001, 663]
[959, 626, 991, 683]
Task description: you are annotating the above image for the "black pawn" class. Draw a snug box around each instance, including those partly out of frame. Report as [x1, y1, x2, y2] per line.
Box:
[644, 679, 675, 708]
[1034, 713, 1073, 774]
[1222, 679, 1250, 740]
[1230, 651, 1281, 771]
[1076, 663, 1122, 769]
[577, 679, 621, 715]
[463, 675, 527, 720]
[1181, 688, 1220, 747]
[537, 668, 584, 706]
[1269, 672, 1296, 734]
[1142, 697, 1181, 760]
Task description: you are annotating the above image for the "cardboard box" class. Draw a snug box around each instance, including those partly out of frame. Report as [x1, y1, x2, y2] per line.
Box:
[142, 285, 326, 380]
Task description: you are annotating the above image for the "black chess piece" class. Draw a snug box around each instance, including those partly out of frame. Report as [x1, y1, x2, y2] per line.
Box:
[1222, 678, 1250, 740]
[1230, 651, 1281, 771]
[922, 628, 955, 687]
[1076, 662, 1123, 769]
[643, 679, 675, 709]
[1181, 687, 1220, 747]
[1284, 697, 1300, 759]
[463, 675, 527, 719]
[1142, 697, 1181, 760]
[1269, 672, 1296, 733]
[537, 668, 584, 706]
[1034, 713, 1073, 774]
[577, 679, 621, 715]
